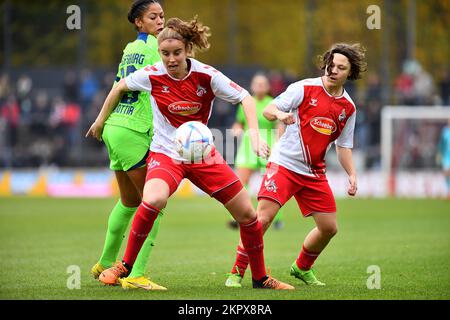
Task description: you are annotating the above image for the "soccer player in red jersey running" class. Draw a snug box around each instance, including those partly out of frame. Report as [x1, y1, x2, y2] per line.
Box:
[90, 17, 294, 290]
[226, 43, 367, 288]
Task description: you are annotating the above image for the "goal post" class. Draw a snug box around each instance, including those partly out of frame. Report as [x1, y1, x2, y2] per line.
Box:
[381, 106, 450, 196]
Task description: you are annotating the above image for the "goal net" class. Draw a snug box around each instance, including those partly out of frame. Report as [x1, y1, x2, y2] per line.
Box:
[381, 106, 450, 197]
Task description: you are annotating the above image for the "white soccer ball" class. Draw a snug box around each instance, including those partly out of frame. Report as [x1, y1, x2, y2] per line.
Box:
[174, 121, 214, 161]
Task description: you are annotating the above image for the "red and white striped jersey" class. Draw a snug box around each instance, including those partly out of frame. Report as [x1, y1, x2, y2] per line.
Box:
[270, 77, 356, 178]
[125, 58, 249, 161]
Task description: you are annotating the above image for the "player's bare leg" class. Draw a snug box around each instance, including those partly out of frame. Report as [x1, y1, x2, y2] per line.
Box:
[303, 212, 338, 253]
[119, 169, 145, 206]
[290, 212, 337, 286]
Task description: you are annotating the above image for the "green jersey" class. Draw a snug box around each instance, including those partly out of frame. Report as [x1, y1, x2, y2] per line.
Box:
[235, 95, 277, 169]
[105, 32, 160, 133]
[236, 95, 277, 146]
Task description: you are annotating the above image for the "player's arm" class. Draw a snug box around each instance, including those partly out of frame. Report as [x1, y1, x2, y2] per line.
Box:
[263, 82, 303, 125]
[263, 103, 295, 125]
[85, 79, 130, 141]
[231, 121, 244, 137]
[335, 108, 357, 196]
[336, 146, 357, 196]
[210, 71, 269, 158]
[241, 95, 270, 159]
[231, 104, 245, 137]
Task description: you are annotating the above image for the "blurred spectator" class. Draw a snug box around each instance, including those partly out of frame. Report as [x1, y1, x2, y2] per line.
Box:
[362, 73, 383, 168]
[413, 65, 434, 105]
[394, 71, 415, 105]
[30, 90, 51, 137]
[1, 94, 20, 147]
[438, 119, 450, 198]
[80, 69, 99, 109]
[49, 95, 81, 146]
[0, 73, 12, 105]
[62, 101, 81, 147]
[268, 70, 287, 97]
[16, 75, 33, 123]
[395, 60, 435, 106]
[16, 74, 32, 99]
[63, 71, 79, 104]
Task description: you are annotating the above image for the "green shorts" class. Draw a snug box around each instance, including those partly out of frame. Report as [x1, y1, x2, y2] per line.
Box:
[235, 135, 268, 171]
[102, 124, 151, 171]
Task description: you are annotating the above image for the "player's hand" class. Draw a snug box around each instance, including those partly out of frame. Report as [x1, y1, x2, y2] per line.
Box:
[250, 136, 270, 159]
[231, 123, 243, 137]
[85, 120, 104, 141]
[276, 111, 295, 125]
[255, 139, 270, 159]
[347, 174, 357, 196]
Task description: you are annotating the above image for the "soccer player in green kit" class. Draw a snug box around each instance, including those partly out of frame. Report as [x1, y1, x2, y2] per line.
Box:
[228, 73, 285, 230]
[86, 0, 166, 290]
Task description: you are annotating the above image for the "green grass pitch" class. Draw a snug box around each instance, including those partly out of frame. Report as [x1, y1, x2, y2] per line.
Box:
[0, 196, 449, 300]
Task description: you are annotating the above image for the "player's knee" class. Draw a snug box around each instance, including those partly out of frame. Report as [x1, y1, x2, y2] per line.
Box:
[234, 204, 256, 225]
[121, 196, 141, 208]
[119, 188, 141, 207]
[142, 195, 167, 210]
[320, 224, 338, 238]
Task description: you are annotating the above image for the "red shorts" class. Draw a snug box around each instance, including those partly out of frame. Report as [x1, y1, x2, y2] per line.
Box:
[257, 162, 336, 216]
[145, 149, 243, 205]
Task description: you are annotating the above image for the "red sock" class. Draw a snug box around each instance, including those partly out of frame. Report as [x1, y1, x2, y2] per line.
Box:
[230, 245, 249, 277]
[123, 201, 160, 267]
[239, 218, 266, 280]
[296, 245, 321, 271]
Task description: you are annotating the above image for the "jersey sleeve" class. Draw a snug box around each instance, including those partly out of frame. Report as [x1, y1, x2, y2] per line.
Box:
[335, 110, 356, 148]
[125, 67, 152, 93]
[211, 72, 249, 104]
[272, 82, 305, 112]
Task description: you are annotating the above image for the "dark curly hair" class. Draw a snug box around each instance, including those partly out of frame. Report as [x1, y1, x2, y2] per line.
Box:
[318, 43, 367, 81]
[127, 0, 160, 29]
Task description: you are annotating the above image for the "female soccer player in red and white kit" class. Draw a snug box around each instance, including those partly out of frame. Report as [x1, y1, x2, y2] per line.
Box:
[92, 17, 294, 290]
[226, 43, 367, 288]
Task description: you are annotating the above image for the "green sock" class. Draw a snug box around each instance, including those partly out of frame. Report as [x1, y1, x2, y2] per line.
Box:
[98, 199, 136, 268]
[129, 211, 164, 278]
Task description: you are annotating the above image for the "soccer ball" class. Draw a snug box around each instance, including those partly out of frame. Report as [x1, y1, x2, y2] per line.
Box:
[174, 121, 214, 161]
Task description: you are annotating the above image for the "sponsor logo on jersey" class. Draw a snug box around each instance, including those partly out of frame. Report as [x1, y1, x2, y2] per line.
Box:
[168, 101, 202, 116]
[162, 86, 170, 93]
[338, 109, 346, 121]
[229, 81, 243, 92]
[309, 98, 318, 106]
[196, 85, 207, 97]
[264, 179, 277, 193]
[310, 117, 337, 135]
